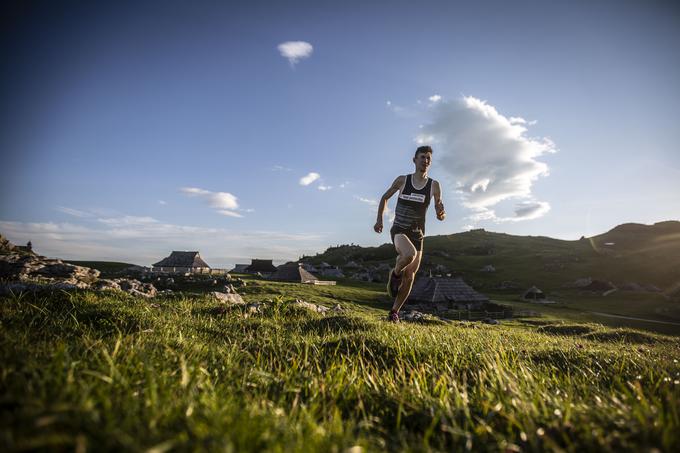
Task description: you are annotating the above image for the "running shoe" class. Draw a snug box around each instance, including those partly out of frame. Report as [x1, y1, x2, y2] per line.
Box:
[387, 310, 400, 323]
[387, 268, 402, 298]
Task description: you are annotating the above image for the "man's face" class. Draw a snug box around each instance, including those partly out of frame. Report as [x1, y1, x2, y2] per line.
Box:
[413, 152, 432, 172]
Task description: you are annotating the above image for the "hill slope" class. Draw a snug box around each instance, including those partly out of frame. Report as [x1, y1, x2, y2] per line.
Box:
[309, 221, 680, 292]
[1, 284, 679, 451]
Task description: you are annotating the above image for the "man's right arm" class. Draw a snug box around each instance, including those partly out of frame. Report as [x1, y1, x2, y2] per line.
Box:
[374, 176, 404, 233]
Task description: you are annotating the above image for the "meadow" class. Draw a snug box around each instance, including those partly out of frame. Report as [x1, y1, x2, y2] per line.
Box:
[1, 278, 679, 452]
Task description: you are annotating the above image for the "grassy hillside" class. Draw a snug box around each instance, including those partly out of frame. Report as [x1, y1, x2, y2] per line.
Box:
[309, 221, 680, 293]
[64, 261, 139, 277]
[1, 280, 679, 451]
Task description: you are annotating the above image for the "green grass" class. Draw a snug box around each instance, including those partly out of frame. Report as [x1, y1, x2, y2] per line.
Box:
[309, 224, 680, 293]
[2, 280, 680, 451]
[488, 292, 680, 336]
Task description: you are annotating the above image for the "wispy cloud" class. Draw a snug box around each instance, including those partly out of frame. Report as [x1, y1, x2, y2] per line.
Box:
[355, 196, 393, 221]
[511, 200, 551, 221]
[317, 185, 332, 191]
[428, 94, 442, 103]
[0, 219, 327, 266]
[159, 200, 167, 205]
[299, 172, 320, 186]
[217, 210, 243, 218]
[180, 186, 242, 217]
[386, 100, 413, 117]
[355, 196, 377, 206]
[277, 41, 313, 66]
[181, 187, 210, 196]
[272, 165, 292, 172]
[416, 95, 556, 224]
[55, 206, 94, 218]
[98, 216, 158, 226]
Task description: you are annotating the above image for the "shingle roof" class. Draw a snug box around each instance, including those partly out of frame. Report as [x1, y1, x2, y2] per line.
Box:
[407, 276, 488, 304]
[245, 259, 277, 273]
[153, 251, 210, 268]
[522, 286, 545, 299]
[270, 262, 318, 283]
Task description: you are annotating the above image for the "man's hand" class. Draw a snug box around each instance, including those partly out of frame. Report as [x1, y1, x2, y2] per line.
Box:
[374, 220, 383, 233]
[436, 201, 446, 221]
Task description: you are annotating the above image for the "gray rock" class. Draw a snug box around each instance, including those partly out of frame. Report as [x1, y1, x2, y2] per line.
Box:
[211, 291, 246, 305]
[292, 299, 329, 313]
[0, 234, 16, 253]
[35, 262, 100, 281]
[400, 310, 426, 322]
[113, 278, 157, 297]
[94, 279, 122, 291]
[482, 318, 500, 325]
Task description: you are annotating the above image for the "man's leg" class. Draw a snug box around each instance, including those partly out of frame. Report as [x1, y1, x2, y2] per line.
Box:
[393, 234, 417, 275]
[391, 247, 422, 313]
[387, 234, 417, 298]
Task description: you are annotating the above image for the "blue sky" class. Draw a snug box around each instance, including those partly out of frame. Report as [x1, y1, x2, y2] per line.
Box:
[2, 0, 679, 267]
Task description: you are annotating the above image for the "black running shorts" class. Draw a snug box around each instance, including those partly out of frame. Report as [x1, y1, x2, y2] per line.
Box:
[390, 225, 424, 251]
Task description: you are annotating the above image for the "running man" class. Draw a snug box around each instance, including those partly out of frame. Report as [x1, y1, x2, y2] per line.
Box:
[374, 145, 445, 322]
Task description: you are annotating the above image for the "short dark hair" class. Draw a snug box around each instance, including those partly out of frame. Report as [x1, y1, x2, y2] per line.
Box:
[415, 145, 432, 157]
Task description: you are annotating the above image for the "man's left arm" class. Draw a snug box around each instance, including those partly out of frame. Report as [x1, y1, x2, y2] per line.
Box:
[434, 180, 445, 221]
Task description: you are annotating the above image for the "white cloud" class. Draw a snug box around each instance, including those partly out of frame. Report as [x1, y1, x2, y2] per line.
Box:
[299, 172, 320, 186]
[512, 200, 551, 220]
[55, 206, 93, 218]
[508, 116, 526, 124]
[355, 196, 377, 206]
[209, 192, 238, 210]
[217, 210, 244, 218]
[0, 219, 327, 266]
[386, 100, 412, 117]
[354, 196, 393, 222]
[159, 200, 167, 205]
[180, 186, 242, 216]
[272, 165, 292, 172]
[277, 41, 313, 66]
[416, 95, 556, 223]
[317, 185, 332, 191]
[98, 216, 158, 226]
[180, 187, 211, 196]
[429, 94, 442, 103]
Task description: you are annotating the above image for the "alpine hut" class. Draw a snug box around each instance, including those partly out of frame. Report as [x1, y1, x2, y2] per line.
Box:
[269, 262, 335, 285]
[153, 251, 211, 274]
[244, 259, 277, 274]
[230, 264, 250, 273]
[521, 286, 546, 301]
[270, 262, 320, 283]
[407, 276, 488, 310]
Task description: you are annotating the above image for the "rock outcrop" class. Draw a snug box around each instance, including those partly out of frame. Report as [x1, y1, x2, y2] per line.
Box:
[0, 252, 100, 284]
[211, 291, 246, 305]
[0, 234, 158, 298]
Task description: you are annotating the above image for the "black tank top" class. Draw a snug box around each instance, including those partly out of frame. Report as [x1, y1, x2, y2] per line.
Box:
[393, 174, 433, 233]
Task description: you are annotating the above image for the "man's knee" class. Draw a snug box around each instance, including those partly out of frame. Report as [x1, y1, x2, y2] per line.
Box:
[402, 267, 416, 282]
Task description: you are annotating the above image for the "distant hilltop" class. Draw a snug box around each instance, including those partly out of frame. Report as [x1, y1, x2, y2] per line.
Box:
[304, 221, 680, 292]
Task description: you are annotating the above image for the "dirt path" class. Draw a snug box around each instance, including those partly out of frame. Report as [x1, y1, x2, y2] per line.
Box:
[589, 312, 680, 326]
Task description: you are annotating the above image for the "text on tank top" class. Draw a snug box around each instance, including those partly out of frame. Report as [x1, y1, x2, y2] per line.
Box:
[393, 174, 433, 233]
